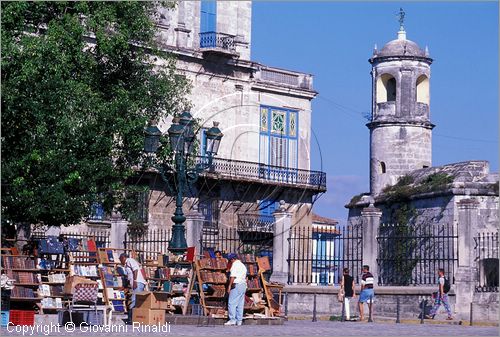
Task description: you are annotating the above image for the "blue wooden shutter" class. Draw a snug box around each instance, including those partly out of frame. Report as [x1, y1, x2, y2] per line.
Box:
[200, 1, 217, 33]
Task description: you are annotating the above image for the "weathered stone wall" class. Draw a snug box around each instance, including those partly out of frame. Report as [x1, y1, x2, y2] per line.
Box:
[155, 2, 252, 60]
[370, 125, 432, 195]
[284, 286, 461, 320]
[369, 56, 433, 196]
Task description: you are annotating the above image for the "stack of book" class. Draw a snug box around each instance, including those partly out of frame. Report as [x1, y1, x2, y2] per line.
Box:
[237, 254, 256, 263]
[41, 297, 63, 308]
[11, 287, 36, 298]
[247, 278, 260, 289]
[2, 256, 36, 269]
[47, 274, 66, 283]
[71, 265, 98, 277]
[6, 271, 39, 283]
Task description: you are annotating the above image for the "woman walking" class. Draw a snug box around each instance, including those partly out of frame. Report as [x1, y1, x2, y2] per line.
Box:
[340, 267, 356, 320]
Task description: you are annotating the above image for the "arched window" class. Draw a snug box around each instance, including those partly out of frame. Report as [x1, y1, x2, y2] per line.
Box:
[376, 74, 396, 103]
[416, 75, 429, 104]
[380, 161, 386, 174]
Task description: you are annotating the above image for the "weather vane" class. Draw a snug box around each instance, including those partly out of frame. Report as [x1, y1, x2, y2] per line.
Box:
[398, 7, 405, 30]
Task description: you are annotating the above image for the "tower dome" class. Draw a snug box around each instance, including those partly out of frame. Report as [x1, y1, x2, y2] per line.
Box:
[371, 29, 431, 61]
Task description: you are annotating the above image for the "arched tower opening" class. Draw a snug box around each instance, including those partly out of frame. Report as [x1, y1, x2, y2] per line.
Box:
[376, 74, 397, 103]
[416, 75, 429, 104]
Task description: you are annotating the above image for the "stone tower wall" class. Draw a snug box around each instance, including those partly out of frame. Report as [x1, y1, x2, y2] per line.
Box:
[369, 58, 433, 195]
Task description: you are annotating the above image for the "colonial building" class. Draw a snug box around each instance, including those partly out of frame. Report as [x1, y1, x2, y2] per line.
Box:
[68, 1, 326, 272]
[346, 23, 499, 320]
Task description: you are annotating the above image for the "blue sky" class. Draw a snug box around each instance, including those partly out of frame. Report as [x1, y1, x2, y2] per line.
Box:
[251, 1, 499, 224]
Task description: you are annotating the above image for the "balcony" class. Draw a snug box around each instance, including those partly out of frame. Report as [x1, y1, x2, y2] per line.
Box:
[238, 213, 274, 234]
[199, 32, 237, 56]
[196, 157, 326, 192]
[254, 66, 314, 92]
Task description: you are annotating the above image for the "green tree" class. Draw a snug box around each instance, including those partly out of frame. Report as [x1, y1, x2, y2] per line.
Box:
[1, 1, 190, 229]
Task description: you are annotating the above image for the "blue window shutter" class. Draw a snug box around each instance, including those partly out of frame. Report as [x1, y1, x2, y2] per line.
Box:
[259, 199, 276, 219]
[200, 1, 217, 33]
[200, 128, 207, 157]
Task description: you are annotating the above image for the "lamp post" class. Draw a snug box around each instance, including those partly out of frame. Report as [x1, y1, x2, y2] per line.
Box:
[144, 112, 223, 254]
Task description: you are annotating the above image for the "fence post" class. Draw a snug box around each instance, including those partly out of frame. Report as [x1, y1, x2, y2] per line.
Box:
[361, 205, 382, 281]
[312, 293, 317, 322]
[396, 296, 400, 323]
[185, 210, 204, 254]
[469, 302, 473, 326]
[271, 201, 292, 284]
[284, 292, 288, 319]
[368, 295, 373, 322]
[455, 198, 480, 321]
[341, 298, 345, 322]
[420, 299, 425, 324]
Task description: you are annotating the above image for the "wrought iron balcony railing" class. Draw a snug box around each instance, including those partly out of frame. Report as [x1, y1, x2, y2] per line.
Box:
[196, 157, 326, 191]
[238, 213, 274, 233]
[199, 32, 236, 52]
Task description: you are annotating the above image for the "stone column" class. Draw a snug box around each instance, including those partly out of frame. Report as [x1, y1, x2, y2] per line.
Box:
[270, 201, 292, 284]
[360, 204, 382, 280]
[185, 210, 205, 255]
[454, 198, 479, 320]
[109, 213, 128, 249]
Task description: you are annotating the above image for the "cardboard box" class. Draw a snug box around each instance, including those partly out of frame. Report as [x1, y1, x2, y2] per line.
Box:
[132, 308, 165, 325]
[63, 275, 97, 295]
[135, 291, 171, 310]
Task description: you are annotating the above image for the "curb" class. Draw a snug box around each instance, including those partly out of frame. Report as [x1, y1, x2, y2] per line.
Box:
[286, 315, 499, 327]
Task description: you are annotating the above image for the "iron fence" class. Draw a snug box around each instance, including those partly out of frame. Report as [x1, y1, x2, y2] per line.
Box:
[377, 223, 458, 286]
[123, 228, 171, 260]
[31, 229, 110, 248]
[287, 224, 363, 285]
[474, 231, 499, 292]
[201, 227, 273, 259]
[199, 32, 235, 51]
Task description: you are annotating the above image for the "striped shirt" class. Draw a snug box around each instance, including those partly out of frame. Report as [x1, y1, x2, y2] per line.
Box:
[361, 272, 374, 289]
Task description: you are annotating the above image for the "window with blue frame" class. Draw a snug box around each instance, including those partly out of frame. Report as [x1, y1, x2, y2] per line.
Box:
[259, 199, 277, 217]
[199, 198, 219, 230]
[259, 106, 299, 180]
[199, 128, 208, 156]
[90, 202, 105, 221]
[312, 232, 336, 285]
[200, 1, 217, 33]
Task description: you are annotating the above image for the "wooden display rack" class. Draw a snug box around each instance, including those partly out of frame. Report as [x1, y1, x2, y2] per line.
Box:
[257, 256, 284, 317]
[195, 257, 228, 317]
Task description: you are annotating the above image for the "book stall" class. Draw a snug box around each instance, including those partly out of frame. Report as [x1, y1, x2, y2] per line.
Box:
[0, 236, 285, 327]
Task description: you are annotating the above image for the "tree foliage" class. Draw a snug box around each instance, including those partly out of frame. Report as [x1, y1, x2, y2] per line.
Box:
[1, 1, 190, 227]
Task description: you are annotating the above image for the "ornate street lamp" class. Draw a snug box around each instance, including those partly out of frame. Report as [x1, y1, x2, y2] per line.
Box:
[144, 113, 223, 254]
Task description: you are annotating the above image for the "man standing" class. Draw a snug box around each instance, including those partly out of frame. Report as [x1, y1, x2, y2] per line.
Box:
[426, 268, 453, 320]
[358, 265, 374, 321]
[224, 253, 247, 326]
[119, 253, 147, 323]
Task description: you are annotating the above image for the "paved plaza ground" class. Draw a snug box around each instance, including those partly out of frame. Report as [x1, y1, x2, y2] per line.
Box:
[2, 320, 498, 336]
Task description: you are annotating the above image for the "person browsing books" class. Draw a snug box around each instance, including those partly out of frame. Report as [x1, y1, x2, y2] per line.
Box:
[119, 253, 146, 324]
[224, 254, 247, 326]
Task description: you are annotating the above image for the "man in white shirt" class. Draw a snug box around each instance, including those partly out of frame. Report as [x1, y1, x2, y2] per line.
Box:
[119, 253, 146, 323]
[224, 253, 247, 326]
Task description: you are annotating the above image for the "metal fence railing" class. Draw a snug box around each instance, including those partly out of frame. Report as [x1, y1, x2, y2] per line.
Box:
[377, 223, 458, 286]
[31, 230, 110, 248]
[288, 224, 363, 285]
[474, 231, 499, 292]
[123, 228, 171, 260]
[201, 227, 273, 260]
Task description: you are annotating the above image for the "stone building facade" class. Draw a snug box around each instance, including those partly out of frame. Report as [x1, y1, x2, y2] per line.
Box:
[62, 2, 326, 266]
[347, 25, 499, 320]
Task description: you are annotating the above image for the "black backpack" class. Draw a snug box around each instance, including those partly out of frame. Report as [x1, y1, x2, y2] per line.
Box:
[443, 277, 451, 293]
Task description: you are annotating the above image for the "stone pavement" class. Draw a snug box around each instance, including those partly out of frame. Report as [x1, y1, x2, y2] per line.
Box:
[2, 320, 498, 336]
